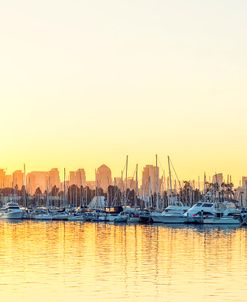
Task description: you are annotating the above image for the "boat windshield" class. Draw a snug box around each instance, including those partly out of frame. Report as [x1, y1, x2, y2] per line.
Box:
[202, 203, 213, 207]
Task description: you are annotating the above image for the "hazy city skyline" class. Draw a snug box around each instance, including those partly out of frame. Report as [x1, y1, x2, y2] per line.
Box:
[1, 164, 247, 194]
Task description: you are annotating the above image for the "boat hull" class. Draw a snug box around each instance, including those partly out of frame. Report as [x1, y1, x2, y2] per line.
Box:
[202, 217, 240, 225]
[33, 215, 53, 220]
[128, 217, 140, 223]
[68, 215, 85, 221]
[151, 215, 186, 224]
[0, 211, 23, 219]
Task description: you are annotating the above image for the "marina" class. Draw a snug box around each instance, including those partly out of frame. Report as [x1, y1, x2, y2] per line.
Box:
[0, 197, 247, 227]
[1, 156, 247, 227]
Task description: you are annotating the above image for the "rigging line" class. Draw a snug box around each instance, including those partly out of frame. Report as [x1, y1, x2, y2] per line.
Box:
[170, 158, 182, 189]
[158, 157, 166, 182]
[126, 167, 137, 201]
[158, 158, 165, 177]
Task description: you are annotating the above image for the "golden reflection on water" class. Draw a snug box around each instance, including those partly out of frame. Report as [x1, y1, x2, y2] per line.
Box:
[0, 221, 247, 302]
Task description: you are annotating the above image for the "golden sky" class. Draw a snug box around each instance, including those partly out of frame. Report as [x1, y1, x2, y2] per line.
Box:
[0, 0, 247, 182]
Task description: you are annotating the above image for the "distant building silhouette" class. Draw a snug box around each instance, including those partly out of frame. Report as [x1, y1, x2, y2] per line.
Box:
[141, 165, 159, 195]
[114, 177, 124, 191]
[96, 164, 112, 192]
[212, 173, 223, 186]
[86, 181, 95, 190]
[69, 169, 86, 187]
[0, 169, 5, 188]
[4, 174, 12, 188]
[27, 172, 48, 195]
[126, 177, 137, 190]
[12, 170, 24, 189]
[48, 168, 60, 189]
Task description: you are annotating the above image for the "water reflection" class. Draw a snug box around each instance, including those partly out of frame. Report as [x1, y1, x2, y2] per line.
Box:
[0, 221, 247, 302]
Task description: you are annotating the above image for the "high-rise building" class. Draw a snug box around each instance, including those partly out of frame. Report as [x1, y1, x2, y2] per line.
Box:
[114, 177, 124, 191]
[242, 176, 247, 187]
[126, 177, 137, 191]
[86, 181, 95, 190]
[69, 169, 86, 187]
[212, 173, 223, 186]
[141, 165, 159, 195]
[4, 174, 12, 188]
[27, 172, 48, 195]
[48, 168, 60, 189]
[0, 169, 5, 188]
[12, 170, 24, 189]
[96, 164, 112, 192]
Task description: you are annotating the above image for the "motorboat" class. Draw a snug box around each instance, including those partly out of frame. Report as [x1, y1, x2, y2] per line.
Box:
[202, 215, 240, 225]
[31, 207, 53, 220]
[113, 212, 128, 223]
[139, 209, 152, 224]
[0, 201, 23, 219]
[151, 201, 189, 224]
[184, 200, 241, 224]
[67, 213, 85, 221]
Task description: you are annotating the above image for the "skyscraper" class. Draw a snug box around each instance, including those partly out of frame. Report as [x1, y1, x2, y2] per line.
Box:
[141, 165, 159, 195]
[69, 169, 86, 187]
[12, 170, 24, 189]
[0, 169, 5, 188]
[26, 172, 48, 195]
[96, 164, 112, 192]
[212, 173, 223, 186]
[48, 168, 60, 189]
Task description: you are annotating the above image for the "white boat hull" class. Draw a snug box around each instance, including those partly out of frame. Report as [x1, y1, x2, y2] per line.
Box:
[68, 215, 85, 221]
[33, 214, 53, 220]
[202, 217, 240, 225]
[52, 214, 68, 221]
[0, 211, 23, 219]
[151, 214, 185, 224]
[128, 217, 140, 223]
[114, 215, 128, 223]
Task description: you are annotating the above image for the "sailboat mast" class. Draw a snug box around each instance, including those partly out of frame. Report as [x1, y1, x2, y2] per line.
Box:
[203, 172, 206, 194]
[168, 156, 173, 206]
[155, 154, 159, 210]
[148, 175, 151, 208]
[125, 155, 128, 208]
[168, 156, 172, 192]
[95, 169, 98, 208]
[79, 170, 82, 208]
[135, 164, 138, 209]
[23, 163, 27, 208]
[63, 168, 66, 208]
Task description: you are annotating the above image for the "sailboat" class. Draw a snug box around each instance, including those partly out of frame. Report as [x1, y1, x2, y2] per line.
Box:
[151, 156, 189, 224]
[127, 164, 140, 223]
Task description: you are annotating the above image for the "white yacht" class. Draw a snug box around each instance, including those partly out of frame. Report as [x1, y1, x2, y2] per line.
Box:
[67, 213, 85, 221]
[184, 200, 241, 224]
[50, 209, 69, 221]
[113, 212, 128, 223]
[151, 201, 190, 224]
[31, 208, 53, 220]
[122, 208, 140, 223]
[0, 201, 24, 219]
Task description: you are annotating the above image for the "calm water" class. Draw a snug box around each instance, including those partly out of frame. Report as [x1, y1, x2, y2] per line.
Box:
[0, 221, 247, 302]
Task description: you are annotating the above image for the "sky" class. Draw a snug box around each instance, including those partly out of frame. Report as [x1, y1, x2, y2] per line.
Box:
[0, 0, 247, 183]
